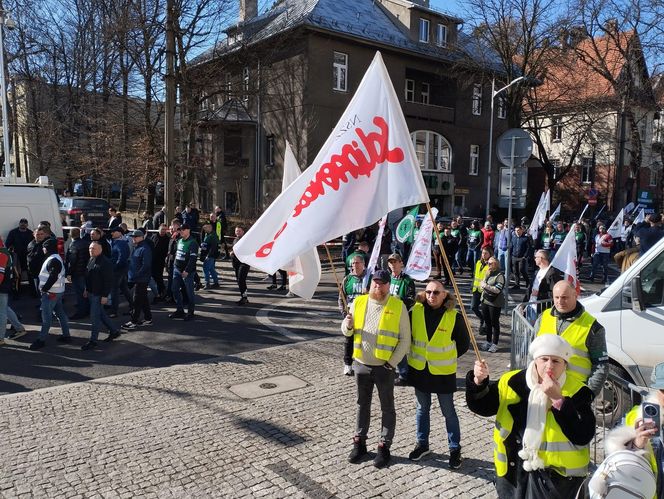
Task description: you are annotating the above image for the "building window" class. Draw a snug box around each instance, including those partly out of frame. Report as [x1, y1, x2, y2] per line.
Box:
[551, 159, 561, 179]
[640, 121, 647, 142]
[421, 82, 430, 105]
[497, 95, 507, 119]
[225, 77, 232, 101]
[225, 191, 239, 215]
[436, 24, 447, 47]
[419, 19, 430, 43]
[650, 164, 660, 187]
[472, 84, 482, 115]
[242, 66, 249, 102]
[333, 52, 348, 92]
[469, 145, 480, 175]
[410, 130, 452, 172]
[405, 78, 415, 102]
[552, 117, 563, 142]
[581, 157, 593, 184]
[266, 136, 275, 167]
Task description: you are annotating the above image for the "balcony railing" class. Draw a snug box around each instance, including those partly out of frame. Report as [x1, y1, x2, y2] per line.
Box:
[403, 101, 455, 123]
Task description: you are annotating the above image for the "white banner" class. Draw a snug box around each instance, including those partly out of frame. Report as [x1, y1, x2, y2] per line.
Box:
[233, 52, 429, 274]
[634, 208, 645, 225]
[607, 208, 624, 239]
[528, 190, 549, 240]
[404, 208, 438, 281]
[550, 203, 561, 222]
[281, 142, 322, 300]
[550, 229, 580, 295]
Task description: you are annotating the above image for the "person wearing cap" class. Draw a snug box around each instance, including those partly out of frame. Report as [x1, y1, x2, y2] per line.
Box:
[466, 335, 596, 498]
[5, 218, 33, 288]
[340, 254, 368, 376]
[121, 230, 153, 331]
[29, 238, 71, 350]
[342, 269, 411, 468]
[345, 240, 370, 275]
[466, 220, 484, 273]
[66, 227, 91, 320]
[110, 226, 132, 317]
[535, 280, 608, 398]
[603, 363, 664, 498]
[588, 225, 613, 284]
[407, 280, 469, 468]
[387, 252, 416, 385]
[169, 223, 199, 320]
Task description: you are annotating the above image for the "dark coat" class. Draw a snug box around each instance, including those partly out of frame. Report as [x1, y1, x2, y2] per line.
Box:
[66, 237, 90, 277]
[130, 240, 152, 283]
[524, 266, 563, 302]
[85, 254, 113, 296]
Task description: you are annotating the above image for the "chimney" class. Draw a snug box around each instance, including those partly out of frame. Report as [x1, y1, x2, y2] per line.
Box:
[239, 0, 257, 22]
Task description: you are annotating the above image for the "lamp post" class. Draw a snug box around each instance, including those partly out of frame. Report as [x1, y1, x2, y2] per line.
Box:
[0, 9, 14, 178]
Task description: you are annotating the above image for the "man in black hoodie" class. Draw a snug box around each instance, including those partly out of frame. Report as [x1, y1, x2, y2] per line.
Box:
[26, 226, 50, 297]
[151, 223, 170, 300]
[83, 241, 119, 350]
[66, 227, 91, 319]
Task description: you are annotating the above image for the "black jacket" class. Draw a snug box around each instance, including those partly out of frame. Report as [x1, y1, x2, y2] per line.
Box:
[524, 266, 563, 302]
[85, 254, 113, 296]
[151, 233, 170, 268]
[66, 237, 90, 277]
[27, 239, 46, 276]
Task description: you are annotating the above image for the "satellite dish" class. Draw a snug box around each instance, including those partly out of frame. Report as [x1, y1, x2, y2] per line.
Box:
[496, 128, 533, 167]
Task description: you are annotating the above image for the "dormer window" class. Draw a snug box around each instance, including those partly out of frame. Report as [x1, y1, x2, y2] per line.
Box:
[436, 24, 447, 47]
[419, 19, 430, 43]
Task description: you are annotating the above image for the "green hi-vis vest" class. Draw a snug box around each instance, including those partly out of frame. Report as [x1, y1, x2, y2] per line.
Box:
[537, 308, 595, 385]
[353, 295, 402, 362]
[625, 404, 659, 496]
[494, 370, 590, 478]
[408, 303, 457, 375]
[472, 259, 488, 293]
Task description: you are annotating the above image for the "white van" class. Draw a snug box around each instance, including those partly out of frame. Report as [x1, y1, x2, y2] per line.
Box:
[0, 176, 65, 256]
[581, 235, 664, 424]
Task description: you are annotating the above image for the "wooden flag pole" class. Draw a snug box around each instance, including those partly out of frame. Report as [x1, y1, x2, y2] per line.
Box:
[325, 242, 348, 313]
[426, 203, 483, 362]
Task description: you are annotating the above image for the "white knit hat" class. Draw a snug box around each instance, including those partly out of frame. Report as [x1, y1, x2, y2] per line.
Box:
[529, 335, 572, 362]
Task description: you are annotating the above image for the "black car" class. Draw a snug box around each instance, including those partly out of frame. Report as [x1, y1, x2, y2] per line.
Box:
[59, 197, 110, 228]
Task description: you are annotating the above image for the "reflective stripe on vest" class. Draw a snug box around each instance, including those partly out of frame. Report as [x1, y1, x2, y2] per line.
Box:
[408, 303, 458, 375]
[38, 254, 66, 294]
[472, 260, 488, 293]
[493, 370, 590, 477]
[536, 308, 594, 384]
[352, 295, 403, 362]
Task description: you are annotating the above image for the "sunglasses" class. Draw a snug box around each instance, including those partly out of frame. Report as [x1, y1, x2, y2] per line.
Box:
[425, 290, 441, 296]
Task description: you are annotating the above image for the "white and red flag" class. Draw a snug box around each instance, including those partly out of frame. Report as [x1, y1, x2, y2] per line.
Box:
[404, 208, 438, 281]
[281, 142, 322, 300]
[528, 190, 550, 240]
[233, 51, 429, 274]
[550, 228, 581, 295]
[607, 208, 624, 239]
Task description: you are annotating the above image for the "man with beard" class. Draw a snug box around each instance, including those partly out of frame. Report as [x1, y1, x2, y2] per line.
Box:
[26, 226, 50, 297]
[342, 269, 411, 468]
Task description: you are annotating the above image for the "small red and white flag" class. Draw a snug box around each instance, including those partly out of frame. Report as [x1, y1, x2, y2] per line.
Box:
[233, 52, 429, 274]
[404, 208, 438, 281]
[550, 228, 581, 295]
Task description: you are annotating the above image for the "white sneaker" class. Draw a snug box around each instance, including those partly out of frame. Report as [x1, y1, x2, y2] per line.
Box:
[488, 343, 499, 353]
[482, 341, 492, 351]
[343, 365, 354, 376]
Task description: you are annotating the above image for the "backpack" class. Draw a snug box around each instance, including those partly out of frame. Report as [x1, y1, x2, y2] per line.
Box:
[586, 450, 656, 499]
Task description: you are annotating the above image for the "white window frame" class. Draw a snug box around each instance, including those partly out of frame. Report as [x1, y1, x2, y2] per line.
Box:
[242, 66, 249, 102]
[419, 18, 430, 43]
[333, 52, 348, 92]
[649, 167, 659, 187]
[581, 157, 593, 184]
[469, 144, 480, 175]
[552, 117, 563, 142]
[436, 24, 447, 47]
[472, 84, 482, 115]
[405, 78, 415, 102]
[497, 95, 507, 119]
[410, 130, 452, 173]
[421, 82, 430, 105]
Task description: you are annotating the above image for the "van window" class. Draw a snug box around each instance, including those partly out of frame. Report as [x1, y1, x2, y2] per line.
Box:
[640, 249, 664, 307]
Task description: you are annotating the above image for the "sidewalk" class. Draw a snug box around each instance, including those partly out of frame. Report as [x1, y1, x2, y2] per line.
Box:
[0, 335, 511, 498]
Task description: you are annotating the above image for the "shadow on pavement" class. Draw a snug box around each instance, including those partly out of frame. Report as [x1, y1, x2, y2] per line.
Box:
[234, 416, 308, 446]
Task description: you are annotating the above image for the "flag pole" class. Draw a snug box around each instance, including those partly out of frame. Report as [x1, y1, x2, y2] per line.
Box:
[426, 203, 482, 362]
[324, 242, 348, 313]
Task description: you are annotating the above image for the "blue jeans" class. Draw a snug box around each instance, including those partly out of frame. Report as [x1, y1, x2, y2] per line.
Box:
[71, 274, 89, 316]
[415, 388, 461, 450]
[203, 257, 219, 285]
[38, 293, 70, 341]
[497, 248, 508, 271]
[0, 293, 7, 339]
[6, 305, 24, 332]
[591, 252, 610, 283]
[89, 294, 117, 342]
[172, 268, 195, 314]
[466, 247, 480, 271]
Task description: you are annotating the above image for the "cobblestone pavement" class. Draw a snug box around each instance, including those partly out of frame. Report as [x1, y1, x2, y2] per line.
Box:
[0, 325, 516, 498]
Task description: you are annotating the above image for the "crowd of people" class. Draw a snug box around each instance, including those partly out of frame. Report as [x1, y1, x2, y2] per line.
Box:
[0, 203, 269, 351]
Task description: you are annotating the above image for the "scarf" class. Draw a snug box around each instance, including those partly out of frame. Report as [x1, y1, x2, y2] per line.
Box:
[518, 361, 566, 471]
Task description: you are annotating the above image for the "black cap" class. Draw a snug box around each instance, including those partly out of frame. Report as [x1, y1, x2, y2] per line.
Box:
[43, 238, 58, 254]
[372, 269, 392, 283]
[19, 218, 28, 223]
[180, 223, 191, 230]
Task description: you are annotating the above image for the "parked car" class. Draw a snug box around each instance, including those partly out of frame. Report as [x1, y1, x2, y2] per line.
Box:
[59, 197, 110, 228]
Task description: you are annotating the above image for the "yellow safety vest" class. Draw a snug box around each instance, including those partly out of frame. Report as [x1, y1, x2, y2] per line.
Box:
[472, 259, 488, 293]
[353, 295, 403, 362]
[625, 404, 659, 495]
[536, 308, 595, 385]
[494, 370, 590, 478]
[408, 303, 458, 375]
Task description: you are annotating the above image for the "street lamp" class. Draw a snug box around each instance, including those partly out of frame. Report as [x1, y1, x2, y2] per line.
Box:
[0, 9, 15, 178]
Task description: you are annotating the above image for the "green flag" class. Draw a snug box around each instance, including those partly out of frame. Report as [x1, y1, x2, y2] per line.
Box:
[396, 205, 420, 243]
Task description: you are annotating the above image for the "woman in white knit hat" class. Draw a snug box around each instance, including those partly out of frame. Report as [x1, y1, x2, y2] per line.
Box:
[466, 334, 596, 498]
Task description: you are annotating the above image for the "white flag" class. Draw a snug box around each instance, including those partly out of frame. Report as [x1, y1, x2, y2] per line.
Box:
[607, 208, 624, 239]
[550, 229, 581, 295]
[528, 190, 550, 239]
[233, 52, 430, 274]
[550, 203, 561, 222]
[634, 208, 645, 225]
[363, 215, 388, 289]
[624, 202, 635, 214]
[281, 143, 322, 300]
[404, 208, 438, 281]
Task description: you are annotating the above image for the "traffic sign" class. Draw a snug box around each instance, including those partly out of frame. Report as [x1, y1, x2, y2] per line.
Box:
[496, 129, 533, 167]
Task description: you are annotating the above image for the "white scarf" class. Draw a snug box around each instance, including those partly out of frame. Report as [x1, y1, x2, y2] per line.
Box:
[518, 361, 566, 471]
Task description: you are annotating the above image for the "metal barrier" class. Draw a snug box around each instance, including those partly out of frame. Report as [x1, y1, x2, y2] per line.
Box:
[510, 299, 553, 369]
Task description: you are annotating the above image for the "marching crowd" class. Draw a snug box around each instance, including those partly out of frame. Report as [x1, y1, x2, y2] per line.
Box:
[0, 203, 262, 351]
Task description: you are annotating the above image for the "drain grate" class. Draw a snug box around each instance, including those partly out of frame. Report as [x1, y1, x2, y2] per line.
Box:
[230, 375, 308, 399]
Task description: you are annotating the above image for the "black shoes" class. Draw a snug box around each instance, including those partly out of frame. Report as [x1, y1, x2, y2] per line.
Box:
[237, 296, 249, 306]
[56, 335, 72, 344]
[169, 310, 185, 319]
[184, 313, 194, 321]
[266, 284, 277, 290]
[348, 437, 368, 464]
[408, 444, 431, 461]
[394, 377, 408, 387]
[104, 331, 121, 342]
[29, 339, 45, 350]
[374, 443, 391, 468]
[81, 341, 97, 351]
[278, 285, 287, 291]
[449, 448, 462, 469]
